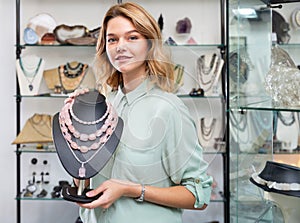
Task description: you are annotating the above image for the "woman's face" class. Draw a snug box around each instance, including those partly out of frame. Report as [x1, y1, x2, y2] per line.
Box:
[105, 16, 149, 80]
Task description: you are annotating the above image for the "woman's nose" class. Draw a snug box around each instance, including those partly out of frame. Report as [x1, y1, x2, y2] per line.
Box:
[116, 39, 126, 52]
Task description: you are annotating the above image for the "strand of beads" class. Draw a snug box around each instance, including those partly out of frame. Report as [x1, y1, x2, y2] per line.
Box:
[59, 88, 118, 153]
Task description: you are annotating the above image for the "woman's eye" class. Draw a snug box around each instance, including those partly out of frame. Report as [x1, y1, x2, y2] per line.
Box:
[107, 38, 116, 43]
[128, 36, 138, 41]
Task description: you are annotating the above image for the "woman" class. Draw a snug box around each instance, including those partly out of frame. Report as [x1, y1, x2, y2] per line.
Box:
[77, 2, 213, 223]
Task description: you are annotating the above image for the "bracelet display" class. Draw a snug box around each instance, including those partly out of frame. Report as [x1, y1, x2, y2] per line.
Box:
[135, 184, 145, 203]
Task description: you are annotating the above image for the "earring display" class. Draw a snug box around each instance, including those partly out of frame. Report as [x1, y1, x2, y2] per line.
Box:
[196, 53, 224, 96]
[52, 88, 124, 203]
[43, 61, 96, 94]
[15, 55, 45, 95]
[24, 172, 37, 197]
[51, 181, 71, 199]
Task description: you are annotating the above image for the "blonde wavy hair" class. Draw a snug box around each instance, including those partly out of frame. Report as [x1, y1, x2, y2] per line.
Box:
[94, 2, 174, 93]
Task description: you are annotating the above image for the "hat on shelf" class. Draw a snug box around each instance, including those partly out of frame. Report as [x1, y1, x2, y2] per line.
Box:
[250, 161, 300, 198]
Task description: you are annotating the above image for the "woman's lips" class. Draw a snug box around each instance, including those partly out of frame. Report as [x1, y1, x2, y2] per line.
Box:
[115, 55, 132, 63]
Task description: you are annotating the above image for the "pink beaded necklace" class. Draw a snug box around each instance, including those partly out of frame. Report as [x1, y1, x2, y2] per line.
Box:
[58, 88, 119, 177]
[59, 88, 118, 153]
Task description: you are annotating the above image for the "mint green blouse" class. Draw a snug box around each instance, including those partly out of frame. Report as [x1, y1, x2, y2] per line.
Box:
[80, 79, 213, 223]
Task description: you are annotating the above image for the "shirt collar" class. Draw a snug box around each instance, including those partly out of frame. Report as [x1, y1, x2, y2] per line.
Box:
[113, 78, 154, 106]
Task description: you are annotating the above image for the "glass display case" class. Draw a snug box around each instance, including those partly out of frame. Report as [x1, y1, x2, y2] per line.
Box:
[228, 0, 300, 222]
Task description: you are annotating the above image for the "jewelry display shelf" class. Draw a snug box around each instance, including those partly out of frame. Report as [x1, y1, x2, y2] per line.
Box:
[16, 181, 65, 201]
[17, 197, 63, 201]
[209, 192, 225, 203]
[15, 94, 69, 98]
[18, 43, 224, 48]
[14, 0, 229, 223]
[276, 43, 300, 47]
[17, 145, 56, 153]
[177, 94, 224, 99]
[231, 96, 300, 112]
[228, 1, 300, 222]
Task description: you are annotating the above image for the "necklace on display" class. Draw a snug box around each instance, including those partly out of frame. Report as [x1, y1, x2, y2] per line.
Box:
[58, 62, 88, 92]
[29, 114, 52, 139]
[70, 100, 110, 125]
[200, 117, 217, 141]
[63, 62, 84, 78]
[196, 53, 220, 91]
[59, 88, 119, 177]
[277, 111, 296, 126]
[59, 88, 118, 153]
[19, 57, 43, 91]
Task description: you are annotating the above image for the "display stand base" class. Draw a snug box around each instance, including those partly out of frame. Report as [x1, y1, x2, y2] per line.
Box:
[62, 185, 102, 203]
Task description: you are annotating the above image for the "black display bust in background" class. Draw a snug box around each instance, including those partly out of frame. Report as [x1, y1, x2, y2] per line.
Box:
[52, 89, 123, 203]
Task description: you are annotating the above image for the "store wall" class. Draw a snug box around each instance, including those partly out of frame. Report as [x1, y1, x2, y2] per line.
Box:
[0, 0, 17, 222]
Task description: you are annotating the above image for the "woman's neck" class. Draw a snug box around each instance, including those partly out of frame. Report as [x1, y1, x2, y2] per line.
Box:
[121, 66, 147, 93]
[122, 75, 145, 94]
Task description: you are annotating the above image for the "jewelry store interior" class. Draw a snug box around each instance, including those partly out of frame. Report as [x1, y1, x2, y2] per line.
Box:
[1, 0, 300, 223]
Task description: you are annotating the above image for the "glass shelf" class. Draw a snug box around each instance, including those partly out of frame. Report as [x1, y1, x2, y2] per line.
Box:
[210, 192, 225, 203]
[177, 94, 224, 99]
[15, 93, 224, 99]
[16, 145, 225, 154]
[17, 43, 224, 48]
[17, 149, 57, 153]
[230, 96, 300, 112]
[15, 93, 68, 99]
[16, 145, 56, 153]
[203, 148, 226, 155]
[16, 196, 63, 201]
[17, 44, 96, 48]
[277, 43, 300, 48]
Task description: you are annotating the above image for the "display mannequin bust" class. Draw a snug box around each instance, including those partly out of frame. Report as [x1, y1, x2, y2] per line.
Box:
[250, 161, 300, 223]
[16, 54, 45, 95]
[52, 88, 123, 203]
[43, 61, 97, 93]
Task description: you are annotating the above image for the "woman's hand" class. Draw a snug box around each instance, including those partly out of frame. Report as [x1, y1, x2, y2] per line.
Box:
[77, 179, 206, 210]
[77, 179, 140, 209]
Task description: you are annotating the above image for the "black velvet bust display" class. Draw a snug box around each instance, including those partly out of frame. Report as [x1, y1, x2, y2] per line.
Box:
[250, 161, 300, 198]
[52, 89, 123, 203]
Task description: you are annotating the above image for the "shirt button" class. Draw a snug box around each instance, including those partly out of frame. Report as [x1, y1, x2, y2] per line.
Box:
[195, 178, 201, 184]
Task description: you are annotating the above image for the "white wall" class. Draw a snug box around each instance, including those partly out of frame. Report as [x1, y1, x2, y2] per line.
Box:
[0, 0, 17, 222]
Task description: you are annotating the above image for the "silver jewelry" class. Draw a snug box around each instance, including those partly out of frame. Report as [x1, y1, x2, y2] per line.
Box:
[196, 53, 222, 92]
[200, 117, 216, 141]
[135, 184, 145, 203]
[278, 112, 296, 126]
